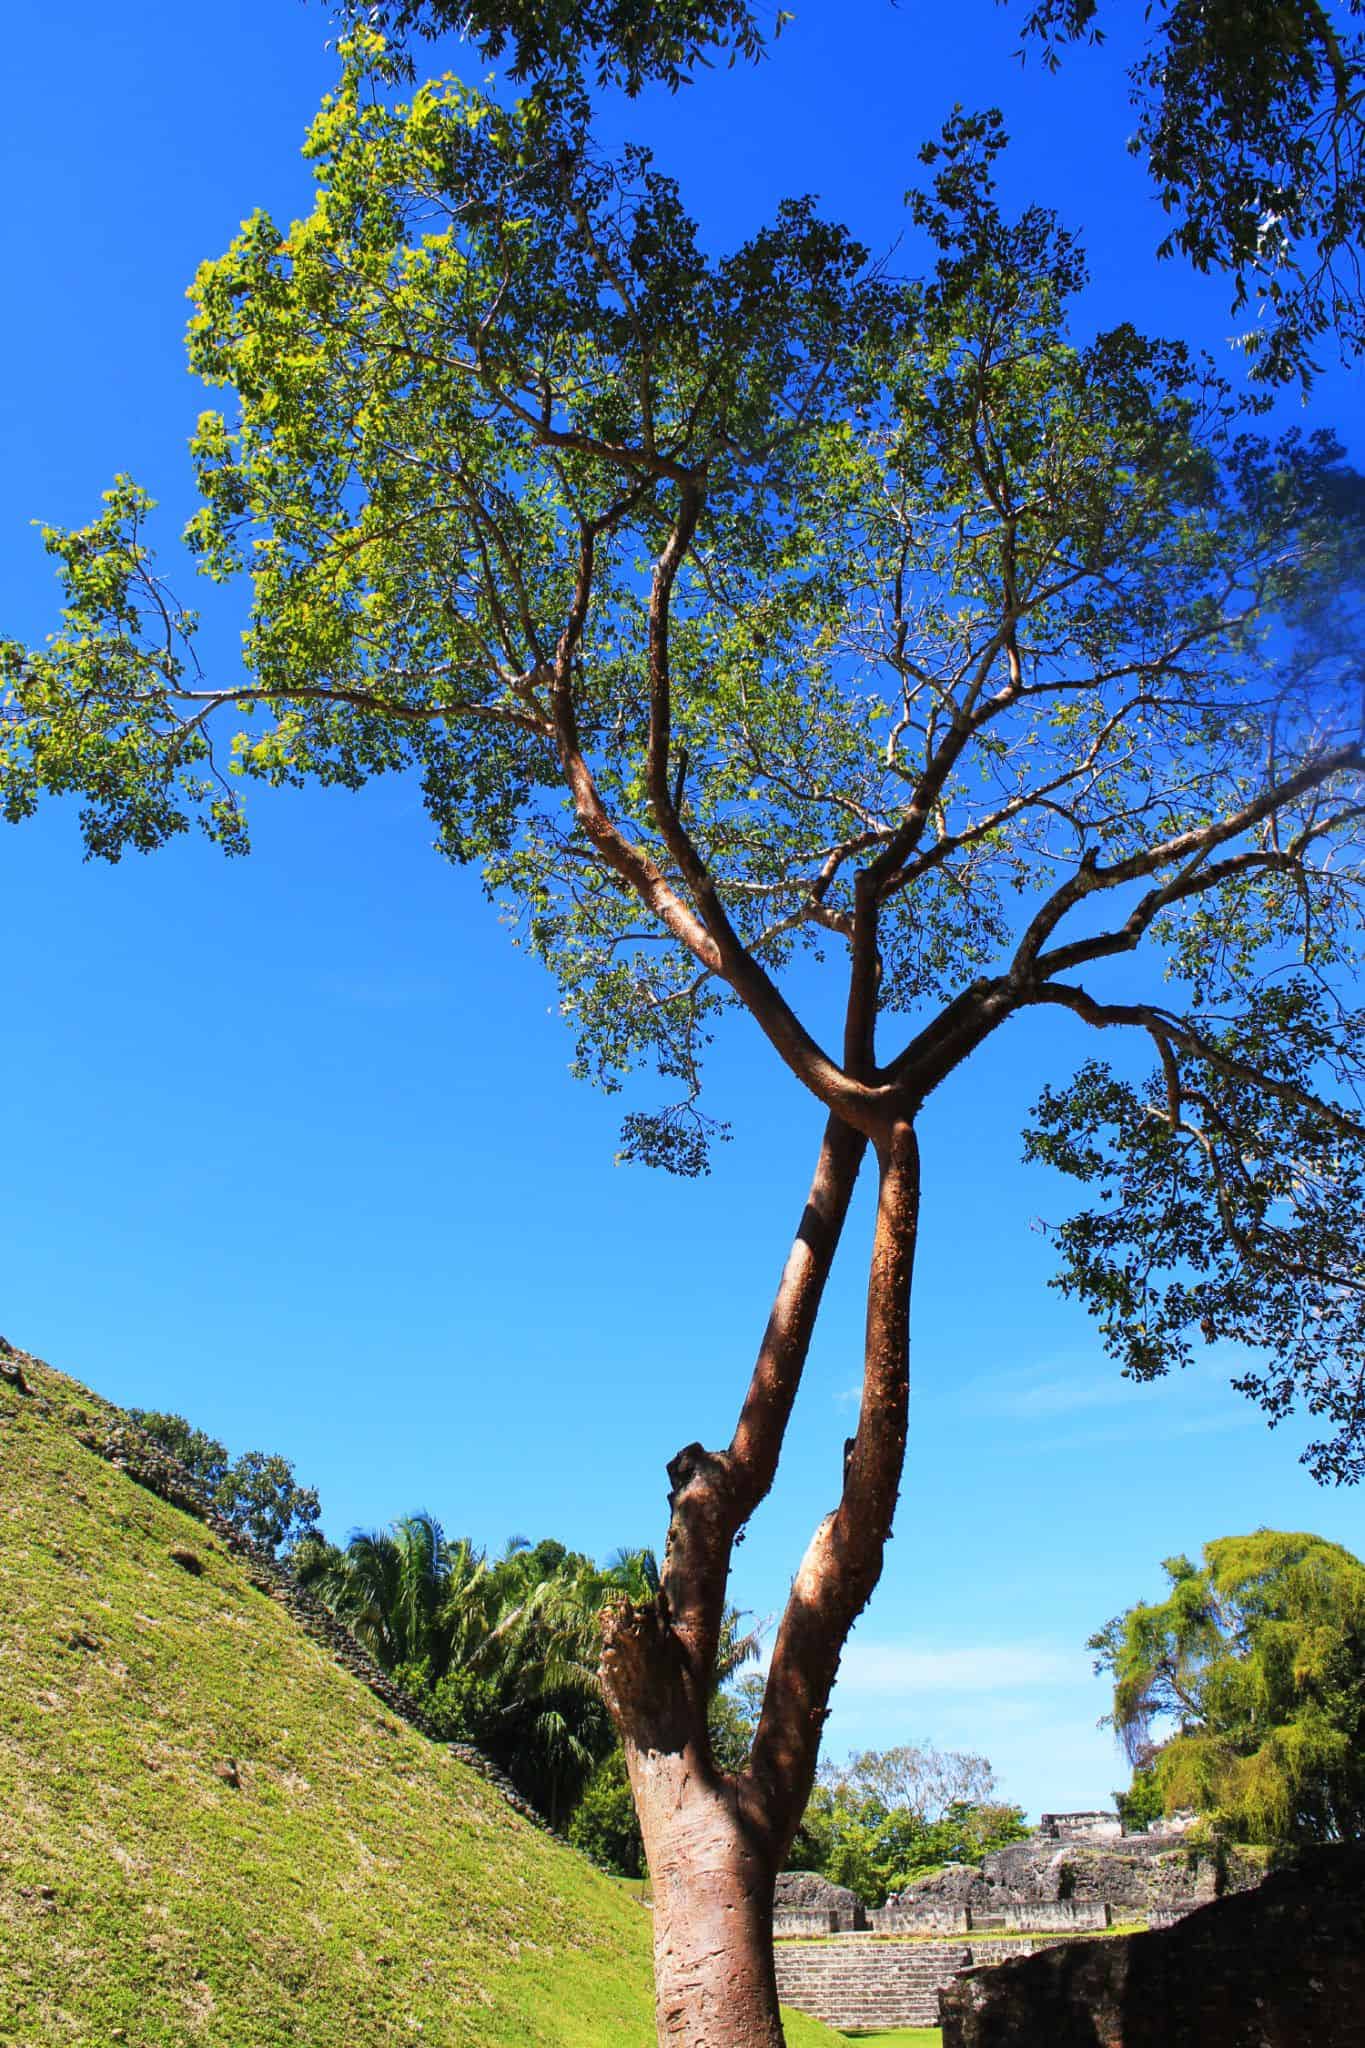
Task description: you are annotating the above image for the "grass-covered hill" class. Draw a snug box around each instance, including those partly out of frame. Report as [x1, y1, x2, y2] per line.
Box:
[0, 1351, 846, 2048]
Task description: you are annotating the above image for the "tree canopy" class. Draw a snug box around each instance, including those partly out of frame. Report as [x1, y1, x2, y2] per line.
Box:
[787, 1744, 1028, 1906]
[358, 0, 1365, 387]
[6, 50, 1364, 1468]
[1091, 1529, 1365, 1844]
[295, 1515, 759, 1828]
[1015, 0, 1365, 386]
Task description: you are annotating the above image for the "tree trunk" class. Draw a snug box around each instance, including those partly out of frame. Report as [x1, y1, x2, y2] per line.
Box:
[602, 1602, 786, 2047]
[638, 1759, 783, 2048]
[596, 1115, 886, 2047]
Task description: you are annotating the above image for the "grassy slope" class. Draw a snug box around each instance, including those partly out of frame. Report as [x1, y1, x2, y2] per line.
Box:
[0, 1360, 847, 2048]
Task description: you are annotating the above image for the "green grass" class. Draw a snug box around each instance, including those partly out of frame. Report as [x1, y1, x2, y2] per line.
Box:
[0, 1358, 846, 2047]
[838, 2033, 941, 2045]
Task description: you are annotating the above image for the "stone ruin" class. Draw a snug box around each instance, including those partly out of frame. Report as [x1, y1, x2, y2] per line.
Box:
[772, 1811, 1269, 2032]
[773, 1871, 867, 1936]
[940, 1840, 1365, 2047]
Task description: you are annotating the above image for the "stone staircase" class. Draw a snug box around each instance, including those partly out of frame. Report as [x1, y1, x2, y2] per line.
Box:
[774, 1935, 1055, 2030]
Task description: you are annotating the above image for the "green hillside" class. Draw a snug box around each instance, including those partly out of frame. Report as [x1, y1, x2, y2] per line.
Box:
[0, 1354, 845, 2048]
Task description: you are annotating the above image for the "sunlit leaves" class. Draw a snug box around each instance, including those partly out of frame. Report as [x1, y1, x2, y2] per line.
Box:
[1091, 1532, 1365, 1842]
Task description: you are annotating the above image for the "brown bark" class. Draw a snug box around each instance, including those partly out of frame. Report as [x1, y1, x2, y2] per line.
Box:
[602, 1603, 785, 2048]
[748, 1120, 920, 1850]
[660, 1113, 868, 1693]
[598, 1116, 867, 2046]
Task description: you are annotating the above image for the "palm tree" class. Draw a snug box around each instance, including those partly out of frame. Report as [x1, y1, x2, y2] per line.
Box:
[295, 1522, 761, 1830]
[296, 1511, 466, 1675]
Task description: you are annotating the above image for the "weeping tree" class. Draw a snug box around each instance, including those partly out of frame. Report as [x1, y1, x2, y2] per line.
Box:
[1091, 1531, 1365, 1844]
[5, 29, 1365, 2043]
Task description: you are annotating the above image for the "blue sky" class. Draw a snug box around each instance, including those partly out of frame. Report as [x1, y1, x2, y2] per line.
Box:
[3, 0, 1363, 1817]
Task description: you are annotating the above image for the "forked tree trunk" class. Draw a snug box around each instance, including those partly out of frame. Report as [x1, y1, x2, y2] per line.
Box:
[600, 1120, 918, 2048]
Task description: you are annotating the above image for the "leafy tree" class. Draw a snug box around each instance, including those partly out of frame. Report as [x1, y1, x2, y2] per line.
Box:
[1113, 1757, 1166, 1834]
[363, 0, 1365, 387]
[130, 1409, 232, 1488]
[1015, 1, 1365, 386]
[298, 1520, 758, 1829]
[294, 1510, 477, 1669]
[787, 1742, 1028, 1905]
[568, 1747, 649, 1873]
[132, 1408, 321, 1555]
[1091, 1530, 1365, 1844]
[790, 1786, 1030, 1906]
[817, 1742, 1000, 1820]
[7, 29, 1365, 2044]
[359, 0, 776, 96]
[296, 1519, 612, 1820]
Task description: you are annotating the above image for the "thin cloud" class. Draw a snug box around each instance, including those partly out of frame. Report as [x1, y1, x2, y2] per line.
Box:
[1045, 1408, 1262, 1454]
[838, 1641, 1090, 1694]
[958, 1360, 1134, 1419]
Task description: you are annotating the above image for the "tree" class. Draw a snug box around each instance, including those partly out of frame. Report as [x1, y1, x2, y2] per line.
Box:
[790, 1786, 1029, 1907]
[296, 1519, 614, 1820]
[1091, 1530, 1365, 1845]
[360, 0, 776, 97]
[357, 0, 1365, 388]
[787, 1743, 1028, 1906]
[1014, 1, 1365, 386]
[817, 1742, 1000, 1820]
[132, 1408, 321, 1554]
[296, 1521, 757, 1828]
[5, 30, 1365, 2043]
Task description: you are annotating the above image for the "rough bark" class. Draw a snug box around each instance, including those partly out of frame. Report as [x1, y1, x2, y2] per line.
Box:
[602, 1601, 785, 2047]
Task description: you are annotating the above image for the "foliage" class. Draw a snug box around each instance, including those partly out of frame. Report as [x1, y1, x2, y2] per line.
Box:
[371, 0, 1365, 386]
[297, 1520, 616, 1823]
[1024, 983, 1365, 1485]
[1113, 1759, 1166, 1835]
[785, 1742, 1028, 1906]
[790, 1789, 1030, 1908]
[353, 0, 778, 96]
[7, 15, 1365, 1975]
[817, 1742, 1000, 1819]
[568, 1748, 648, 1874]
[1091, 1529, 1365, 1843]
[297, 1518, 758, 1830]
[1023, 1, 1365, 385]
[131, 1407, 321, 1555]
[5, 52, 1365, 1437]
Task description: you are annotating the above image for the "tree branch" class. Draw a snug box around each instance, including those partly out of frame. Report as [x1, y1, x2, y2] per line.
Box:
[744, 1121, 919, 1848]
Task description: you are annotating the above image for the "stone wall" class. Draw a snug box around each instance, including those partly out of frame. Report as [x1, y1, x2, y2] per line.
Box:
[774, 1935, 1063, 2030]
[773, 1909, 840, 1938]
[1001, 1901, 1110, 1933]
[869, 1903, 970, 1935]
[775, 1872, 865, 1931]
[973, 1830, 1221, 1914]
[940, 1843, 1365, 2048]
[777, 1815, 1276, 2032]
[1040, 1812, 1124, 1843]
